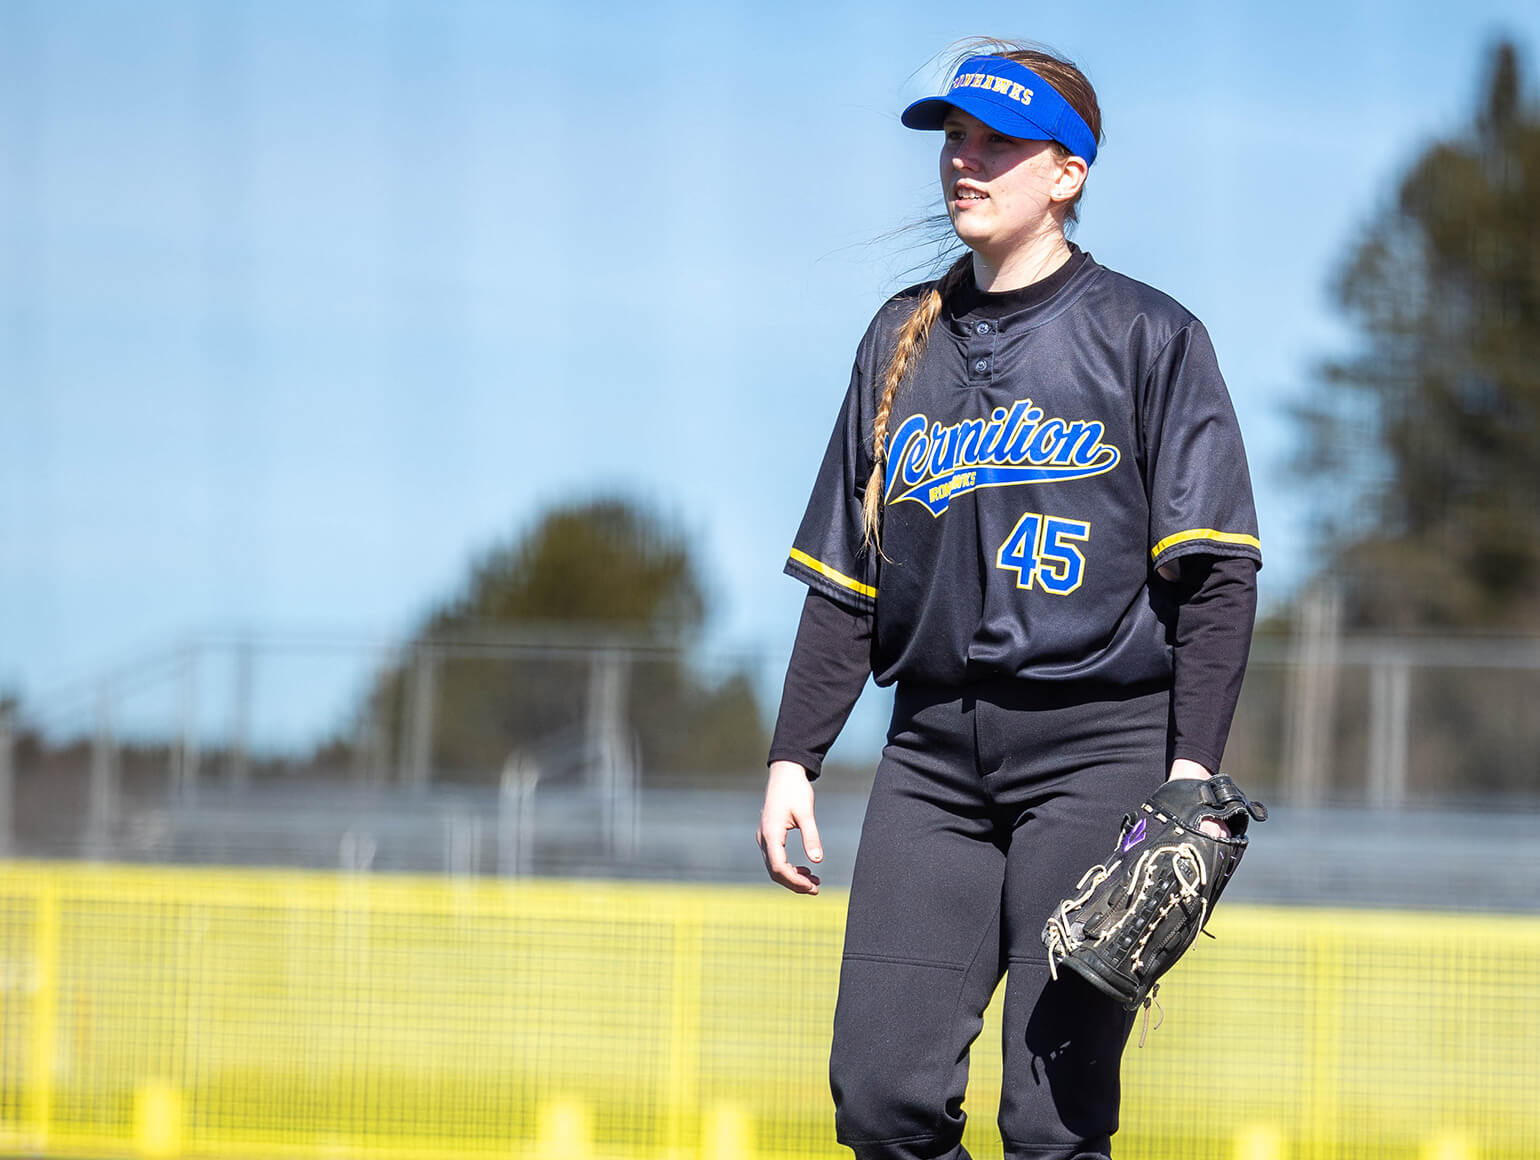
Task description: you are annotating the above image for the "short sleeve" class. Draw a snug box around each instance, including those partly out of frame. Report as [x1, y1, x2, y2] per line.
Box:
[784, 353, 880, 613]
[1142, 321, 1263, 573]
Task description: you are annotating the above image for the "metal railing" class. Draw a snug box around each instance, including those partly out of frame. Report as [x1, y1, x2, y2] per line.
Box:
[3, 611, 1538, 896]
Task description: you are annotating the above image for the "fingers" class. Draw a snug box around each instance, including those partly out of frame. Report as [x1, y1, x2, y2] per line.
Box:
[759, 824, 821, 893]
[789, 866, 822, 892]
[756, 812, 821, 895]
[1198, 817, 1230, 839]
[757, 765, 823, 895]
[795, 805, 823, 865]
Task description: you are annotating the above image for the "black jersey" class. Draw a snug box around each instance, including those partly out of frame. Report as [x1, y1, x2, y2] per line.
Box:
[785, 249, 1261, 689]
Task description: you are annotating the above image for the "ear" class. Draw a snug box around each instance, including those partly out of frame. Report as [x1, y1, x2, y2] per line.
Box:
[1049, 154, 1089, 204]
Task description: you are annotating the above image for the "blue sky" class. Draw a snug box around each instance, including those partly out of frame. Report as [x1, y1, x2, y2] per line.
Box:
[3, 0, 1538, 744]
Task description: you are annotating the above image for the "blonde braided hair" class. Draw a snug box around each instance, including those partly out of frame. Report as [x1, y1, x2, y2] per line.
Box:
[860, 253, 973, 551]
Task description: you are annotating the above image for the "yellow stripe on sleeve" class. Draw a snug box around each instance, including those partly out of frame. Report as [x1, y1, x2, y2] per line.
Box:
[787, 549, 878, 600]
[1150, 528, 1262, 560]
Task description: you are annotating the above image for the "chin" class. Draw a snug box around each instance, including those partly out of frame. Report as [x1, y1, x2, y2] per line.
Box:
[950, 220, 996, 252]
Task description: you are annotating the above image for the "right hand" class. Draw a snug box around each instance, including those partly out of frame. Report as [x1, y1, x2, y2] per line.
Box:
[757, 760, 824, 895]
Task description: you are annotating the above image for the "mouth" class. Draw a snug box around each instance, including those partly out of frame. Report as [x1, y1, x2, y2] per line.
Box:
[952, 181, 989, 205]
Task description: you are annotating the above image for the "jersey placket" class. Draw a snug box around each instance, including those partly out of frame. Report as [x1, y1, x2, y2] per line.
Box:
[965, 318, 998, 386]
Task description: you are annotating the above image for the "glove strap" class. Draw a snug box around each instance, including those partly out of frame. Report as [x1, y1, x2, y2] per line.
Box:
[1203, 775, 1269, 822]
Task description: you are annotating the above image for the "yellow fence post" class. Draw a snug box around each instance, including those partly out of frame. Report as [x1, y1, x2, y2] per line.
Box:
[1233, 1123, 1285, 1160]
[1306, 929, 1343, 1157]
[667, 902, 704, 1156]
[702, 1102, 756, 1160]
[134, 1080, 185, 1159]
[1421, 1132, 1474, 1160]
[26, 878, 60, 1153]
[537, 1097, 593, 1160]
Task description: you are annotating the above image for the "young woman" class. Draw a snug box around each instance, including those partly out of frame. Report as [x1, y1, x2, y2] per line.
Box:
[756, 41, 1261, 1160]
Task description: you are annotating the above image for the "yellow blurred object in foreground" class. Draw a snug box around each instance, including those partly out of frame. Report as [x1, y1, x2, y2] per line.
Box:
[0, 862, 1534, 1160]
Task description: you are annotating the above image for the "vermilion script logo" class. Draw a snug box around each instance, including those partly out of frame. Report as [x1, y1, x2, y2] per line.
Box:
[884, 399, 1121, 516]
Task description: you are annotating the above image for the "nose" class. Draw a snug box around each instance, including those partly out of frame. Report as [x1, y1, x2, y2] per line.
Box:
[950, 140, 982, 172]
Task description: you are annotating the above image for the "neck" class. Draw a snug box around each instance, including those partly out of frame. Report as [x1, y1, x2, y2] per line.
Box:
[971, 228, 1073, 293]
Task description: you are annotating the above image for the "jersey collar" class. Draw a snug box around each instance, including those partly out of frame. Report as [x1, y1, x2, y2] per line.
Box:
[946, 246, 1096, 330]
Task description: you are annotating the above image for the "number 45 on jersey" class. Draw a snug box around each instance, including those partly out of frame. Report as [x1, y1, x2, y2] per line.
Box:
[996, 512, 1091, 595]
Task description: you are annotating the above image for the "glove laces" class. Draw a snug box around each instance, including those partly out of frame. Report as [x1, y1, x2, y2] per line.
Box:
[1043, 858, 1118, 981]
[1041, 837, 1210, 1047]
[1136, 985, 1164, 1047]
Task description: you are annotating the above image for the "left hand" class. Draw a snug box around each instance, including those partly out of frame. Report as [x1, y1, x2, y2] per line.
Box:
[1166, 759, 1230, 839]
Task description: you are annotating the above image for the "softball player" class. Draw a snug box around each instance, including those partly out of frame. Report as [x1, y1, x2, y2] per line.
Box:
[756, 40, 1261, 1160]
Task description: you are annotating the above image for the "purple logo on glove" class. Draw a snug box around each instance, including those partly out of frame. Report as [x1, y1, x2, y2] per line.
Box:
[1121, 818, 1147, 853]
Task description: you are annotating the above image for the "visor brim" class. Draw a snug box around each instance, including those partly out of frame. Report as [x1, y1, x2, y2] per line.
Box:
[900, 93, 1055, 142]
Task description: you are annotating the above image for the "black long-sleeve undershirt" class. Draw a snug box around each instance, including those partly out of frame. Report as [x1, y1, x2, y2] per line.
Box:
[1167, 554, 1259, 773]
[767, 555, 1258, 780]
[766, 588, 875, 778]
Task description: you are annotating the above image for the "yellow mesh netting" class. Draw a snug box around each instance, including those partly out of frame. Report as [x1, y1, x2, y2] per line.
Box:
[0, 862, 1534, 1160]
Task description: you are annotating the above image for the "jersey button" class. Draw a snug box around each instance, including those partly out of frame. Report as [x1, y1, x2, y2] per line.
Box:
[974, 321, 991, 335]
[973, 358, 989, 374]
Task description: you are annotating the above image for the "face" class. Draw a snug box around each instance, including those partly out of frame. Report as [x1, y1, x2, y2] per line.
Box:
[939, 108, 1082, 260]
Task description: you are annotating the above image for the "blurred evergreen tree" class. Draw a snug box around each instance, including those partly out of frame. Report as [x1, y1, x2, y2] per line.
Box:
[358, 498, 766, 783]
[436, 499, 706, 633]
[1294, 39, 1540, 629]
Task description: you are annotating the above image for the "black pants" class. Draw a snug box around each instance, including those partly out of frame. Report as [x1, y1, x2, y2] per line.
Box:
[830, 680, 1171, 1160]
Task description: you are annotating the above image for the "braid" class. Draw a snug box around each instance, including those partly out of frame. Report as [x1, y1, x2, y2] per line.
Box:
[861, 254, 973, 551]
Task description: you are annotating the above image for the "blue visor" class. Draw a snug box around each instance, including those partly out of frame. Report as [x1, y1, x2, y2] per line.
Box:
[901, 55, 1098, 167]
